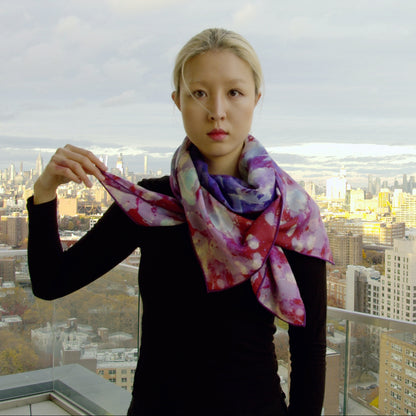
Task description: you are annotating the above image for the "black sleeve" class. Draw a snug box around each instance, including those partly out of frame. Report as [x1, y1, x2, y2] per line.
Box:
[27, 196, 143, 300]
[285, 250, 327, 416]
[27, 177, 172, 300]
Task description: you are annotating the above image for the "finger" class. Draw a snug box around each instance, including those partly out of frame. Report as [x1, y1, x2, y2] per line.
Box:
[50, 153, 93, 187]
[64, 144, 108, 171]
[48, 156, 84, 184]
[58, 146, 106, 182]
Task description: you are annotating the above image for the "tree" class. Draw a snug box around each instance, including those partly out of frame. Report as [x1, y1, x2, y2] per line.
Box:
[0, 330, 39, 375]
[23, 298, 68, 329]
[0, 286, 30, 316]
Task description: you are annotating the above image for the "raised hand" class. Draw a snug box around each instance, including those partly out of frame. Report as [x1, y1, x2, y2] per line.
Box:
[34, 144, 107, 204]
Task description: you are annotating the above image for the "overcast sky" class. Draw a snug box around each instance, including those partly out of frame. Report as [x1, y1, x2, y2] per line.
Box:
[1, 0, 415, 186]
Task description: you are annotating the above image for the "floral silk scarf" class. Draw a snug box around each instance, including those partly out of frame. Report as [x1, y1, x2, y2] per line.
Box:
[100, 136, 333, 326]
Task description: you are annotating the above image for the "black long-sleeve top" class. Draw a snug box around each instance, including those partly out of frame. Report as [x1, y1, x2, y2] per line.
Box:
[27, 176, 327, 416]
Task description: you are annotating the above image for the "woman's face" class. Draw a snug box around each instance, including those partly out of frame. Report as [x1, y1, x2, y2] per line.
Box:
[172, 49, 261, 177]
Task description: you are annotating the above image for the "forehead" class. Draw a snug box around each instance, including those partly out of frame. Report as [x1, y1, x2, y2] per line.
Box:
[183, 50, 254, 85]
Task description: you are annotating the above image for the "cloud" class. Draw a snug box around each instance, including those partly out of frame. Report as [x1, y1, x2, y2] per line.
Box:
[232, 3, 257, 27]
[105, 0, 188, 13]
[101, 90, 138, 107]
[267, 142, 416, 186]
[55, 15, 84, 36]
[1, 0, 415, 186]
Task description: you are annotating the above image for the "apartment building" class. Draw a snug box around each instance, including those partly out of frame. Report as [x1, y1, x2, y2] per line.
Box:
[379, 331, 416, 416]
[346, 265, 381, 315]
[327, 231, 363, 266]
[327, 270, 347, 309]
[326, 219, 405, 247]
[381, 238, 416, 322]
[0, 216, 28, 248]
[96, 348, 137, 392]
[397, 193, 416, 228]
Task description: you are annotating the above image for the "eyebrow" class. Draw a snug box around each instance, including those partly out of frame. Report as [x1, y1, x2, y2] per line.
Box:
[188, 78, 250, 85]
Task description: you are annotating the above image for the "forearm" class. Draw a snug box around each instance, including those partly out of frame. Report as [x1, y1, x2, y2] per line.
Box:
[27, 197, 141, 300]
[288, 319, 326, 416]
[27, 197, 66, 299]
[285, 250, 327, 416]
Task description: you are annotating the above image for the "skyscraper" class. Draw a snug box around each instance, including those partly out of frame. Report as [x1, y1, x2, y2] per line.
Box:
[35, 153, 43, 177]
[116, 154, 124, 176]
[143, 155, 148, 175]
[381, 238, 416, 322]
[326, 167, 348, 200]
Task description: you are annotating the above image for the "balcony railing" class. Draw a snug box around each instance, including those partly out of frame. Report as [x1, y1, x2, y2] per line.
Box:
[1, 252, 416, 415]
[326, 307, 416, 416]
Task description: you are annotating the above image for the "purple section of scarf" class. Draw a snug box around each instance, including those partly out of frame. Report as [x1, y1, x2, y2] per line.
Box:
[190, 144, 276, 214]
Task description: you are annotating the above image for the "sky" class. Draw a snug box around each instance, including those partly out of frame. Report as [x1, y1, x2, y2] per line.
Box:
[1, 0, 415, 187]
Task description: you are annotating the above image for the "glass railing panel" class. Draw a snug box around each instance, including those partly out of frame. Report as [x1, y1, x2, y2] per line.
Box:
[0, 249, 136, 413]
[0, 250, 55, 399]
[328, 307, 416, 416]
[3, 247, 416, 416]
[50, 260, 139, 411]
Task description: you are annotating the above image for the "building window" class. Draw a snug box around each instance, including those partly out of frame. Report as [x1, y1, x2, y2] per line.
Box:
[392, 352, 402, 362]
[392, 343, 403, 353]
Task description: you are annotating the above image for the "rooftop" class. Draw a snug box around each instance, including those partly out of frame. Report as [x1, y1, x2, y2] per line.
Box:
[0, 364, 131, 415]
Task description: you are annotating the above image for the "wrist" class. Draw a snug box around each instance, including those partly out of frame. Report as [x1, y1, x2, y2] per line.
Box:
[33, 179, 57, 205]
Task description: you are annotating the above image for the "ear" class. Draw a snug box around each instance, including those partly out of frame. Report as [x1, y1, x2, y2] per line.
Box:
[171, 91, 181, 111]
[254, 92, 262, 106]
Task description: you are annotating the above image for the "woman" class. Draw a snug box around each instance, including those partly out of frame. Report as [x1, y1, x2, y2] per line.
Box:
[28, 28, 332, 415]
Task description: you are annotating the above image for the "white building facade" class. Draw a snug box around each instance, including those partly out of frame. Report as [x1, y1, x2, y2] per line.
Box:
[346, 265, 381, 315]
[381, 238, 416, 322]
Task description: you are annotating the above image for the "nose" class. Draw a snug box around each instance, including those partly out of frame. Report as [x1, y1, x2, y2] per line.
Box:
[208, 95, 226, 121]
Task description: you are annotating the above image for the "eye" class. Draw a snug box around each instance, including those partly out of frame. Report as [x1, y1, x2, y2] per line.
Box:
[229, 89, 242, 97]
[192, 90, 206, 98]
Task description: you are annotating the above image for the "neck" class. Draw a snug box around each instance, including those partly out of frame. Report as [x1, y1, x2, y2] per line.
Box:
[206, 156, 241, 178]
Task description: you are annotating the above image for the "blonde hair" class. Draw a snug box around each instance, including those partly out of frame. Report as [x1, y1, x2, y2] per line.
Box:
[173, 28, 263, 96]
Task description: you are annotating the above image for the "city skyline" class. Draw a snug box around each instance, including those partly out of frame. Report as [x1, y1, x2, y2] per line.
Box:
[1, 1, 415, 187]
[1, 149, 415, 190]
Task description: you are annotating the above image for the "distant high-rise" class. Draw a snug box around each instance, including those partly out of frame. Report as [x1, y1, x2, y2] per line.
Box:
[143, 155, 148, 175]
[9, 163, 16, 182]
[35, 153, 43, 176]
[326, 167, 348, 200]
[381, 237, 416, 322]
[378, 188, 391, 215]
[403, 174, 408, 192]
[409, 176, 416, 193]
[116, 154, 124, 176]
[345, 188, 365, 212]
[327, 231, 363, 266]
[396, 194, 416, 228]
[346, 265, 381, 315]
[368, 174, 381, 196]
[100, 155, 108, 168]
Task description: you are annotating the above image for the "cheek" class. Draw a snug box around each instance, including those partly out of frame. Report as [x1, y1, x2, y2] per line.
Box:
[182, 105, 205, 125]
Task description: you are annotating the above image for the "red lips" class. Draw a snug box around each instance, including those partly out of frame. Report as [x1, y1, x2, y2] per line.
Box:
[207, 129, 228, 141]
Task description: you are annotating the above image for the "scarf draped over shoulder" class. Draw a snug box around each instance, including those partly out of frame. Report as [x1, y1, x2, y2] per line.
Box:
[99, 136, 333, 326]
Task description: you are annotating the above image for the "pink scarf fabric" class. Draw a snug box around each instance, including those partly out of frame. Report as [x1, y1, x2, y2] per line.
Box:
[100, 136, 333, 326]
